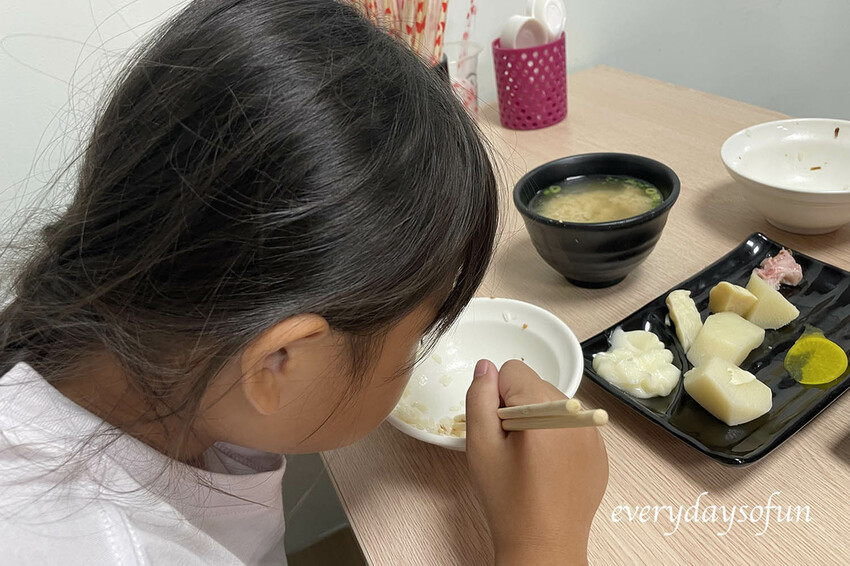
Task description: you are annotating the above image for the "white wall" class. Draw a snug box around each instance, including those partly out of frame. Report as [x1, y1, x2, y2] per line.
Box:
[0, 0, 185, 241]
[448, 0, 850, 119]
[4, 0, 849, 216]
[2, 0, 848, 554]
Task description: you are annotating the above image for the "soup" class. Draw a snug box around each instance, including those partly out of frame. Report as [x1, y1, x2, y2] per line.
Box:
[530, 175, 662, 223]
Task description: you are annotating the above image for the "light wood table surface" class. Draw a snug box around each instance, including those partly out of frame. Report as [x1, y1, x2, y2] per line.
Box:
[323, 66, 850, 566]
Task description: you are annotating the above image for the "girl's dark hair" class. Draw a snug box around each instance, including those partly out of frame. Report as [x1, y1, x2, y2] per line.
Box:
[0, 0, 497, 453]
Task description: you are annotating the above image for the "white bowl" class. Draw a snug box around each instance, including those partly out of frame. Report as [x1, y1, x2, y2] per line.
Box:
[720, 118, 850, 235]
[386, 297, 583, 451]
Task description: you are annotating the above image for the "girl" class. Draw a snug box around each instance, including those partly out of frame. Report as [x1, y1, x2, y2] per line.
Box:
[0, 1, 608, 564]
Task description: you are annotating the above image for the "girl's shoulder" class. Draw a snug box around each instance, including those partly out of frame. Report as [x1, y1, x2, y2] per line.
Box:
[0, 495, 240, 565]
[0, 362, 284, 565]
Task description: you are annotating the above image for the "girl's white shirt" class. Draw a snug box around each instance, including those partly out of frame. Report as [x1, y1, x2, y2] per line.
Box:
[0, 362, 287, 565]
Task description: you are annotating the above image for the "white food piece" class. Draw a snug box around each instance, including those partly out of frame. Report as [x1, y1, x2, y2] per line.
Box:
[392, 402, 435, 433]
[744, 271, 800, 329]
[687, 312, 765, 367]
[708, 281, 758, 316]
[437, 416, 465, 436]
[683, 357, 772, 426]
[665, 289, 703, 352]
[392, 400, 465, 438]
[592, 328, 680, 399]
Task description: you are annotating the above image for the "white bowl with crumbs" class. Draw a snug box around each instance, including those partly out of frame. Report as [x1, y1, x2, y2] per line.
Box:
[387, 297, 583, 451]
[721, 118, 850, 234]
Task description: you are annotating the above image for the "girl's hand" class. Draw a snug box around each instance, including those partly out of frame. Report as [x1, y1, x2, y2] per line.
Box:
[465, 359, 609, 566]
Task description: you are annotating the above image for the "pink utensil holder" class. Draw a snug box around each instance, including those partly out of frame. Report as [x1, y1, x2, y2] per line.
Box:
[492, 34, 567, 130]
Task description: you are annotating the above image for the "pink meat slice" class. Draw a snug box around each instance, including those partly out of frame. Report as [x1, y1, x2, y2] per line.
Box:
[754, 248, 803, 289]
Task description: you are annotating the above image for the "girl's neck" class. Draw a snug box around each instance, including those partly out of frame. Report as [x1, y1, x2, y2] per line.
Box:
[50, 353, 213, 466]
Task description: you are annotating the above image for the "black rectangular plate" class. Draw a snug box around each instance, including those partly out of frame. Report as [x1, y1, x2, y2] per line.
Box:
[580, 233, 850, 465]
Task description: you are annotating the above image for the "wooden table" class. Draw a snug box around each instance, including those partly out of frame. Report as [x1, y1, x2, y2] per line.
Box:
[323, 66, 850, 565]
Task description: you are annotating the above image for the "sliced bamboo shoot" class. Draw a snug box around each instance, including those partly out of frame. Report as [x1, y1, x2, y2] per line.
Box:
[687, 312, 765, 367]
[666, 290, 702, 353]
[684, 357, 772, 425]
[708, 281, 758, 316]
[744, 272, 800, 330]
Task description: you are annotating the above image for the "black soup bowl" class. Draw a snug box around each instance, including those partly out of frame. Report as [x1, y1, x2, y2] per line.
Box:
[514, 153, 680, 288]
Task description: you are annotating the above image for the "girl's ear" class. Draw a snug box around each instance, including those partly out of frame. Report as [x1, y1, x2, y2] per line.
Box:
[240, 314, 330, 415]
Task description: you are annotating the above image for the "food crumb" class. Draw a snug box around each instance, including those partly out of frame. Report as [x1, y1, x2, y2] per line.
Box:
[835, 127, 840, 138]
[449, 414, 466, 437]
[489, 296, 495, 299]
[439, 374, 453, 387]
[521, 357, 525, 361]
[431, 353, 442, 364]
[522, 323, 528, 330]
[811, 166, 822, 170]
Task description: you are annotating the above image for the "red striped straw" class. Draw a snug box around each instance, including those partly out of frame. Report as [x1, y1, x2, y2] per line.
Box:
[423, 0, 441, 64]
[351, 0, 452, 63]
[412, 1, 427, 53]
[381, 0, 397, 34]
[432, 0, 448, 62]
[462, 0, 476, 42]
[458, 0, 475, 61]
[401, 0, 416, 47]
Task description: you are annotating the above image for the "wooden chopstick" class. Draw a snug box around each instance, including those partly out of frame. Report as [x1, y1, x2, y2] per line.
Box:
[496, 398, 582, 419]
[497, 398, 608, 431]
[448, 399, 607, 434]
[500, 409, 608, 431]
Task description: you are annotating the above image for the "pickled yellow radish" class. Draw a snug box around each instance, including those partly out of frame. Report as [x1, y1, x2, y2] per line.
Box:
[666, 290, 702, 353]
[687, 312, 765, 367]
[708, 281, 758, 316]
[744, 272, 799, 330]
[784, 328, 848, 385]
[684, 357, 772, 426]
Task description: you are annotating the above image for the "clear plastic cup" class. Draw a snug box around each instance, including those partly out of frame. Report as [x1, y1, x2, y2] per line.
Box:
[443, 41, 482, 113]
